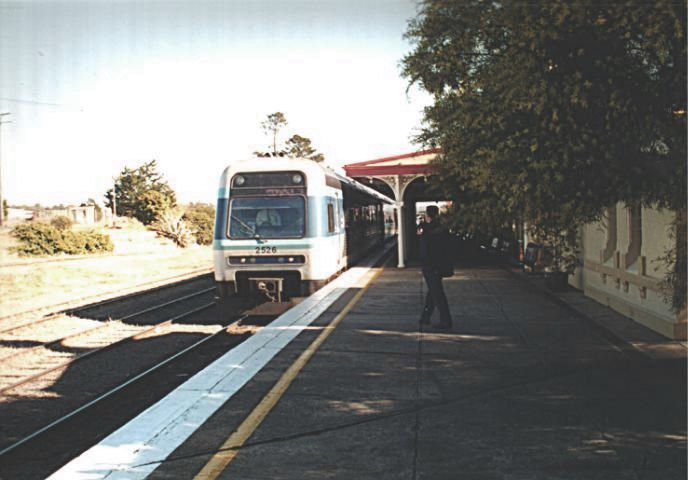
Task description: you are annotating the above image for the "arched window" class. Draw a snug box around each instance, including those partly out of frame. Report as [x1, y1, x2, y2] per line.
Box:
[601, 207, 617, 264]
[624, 204, 642, 269]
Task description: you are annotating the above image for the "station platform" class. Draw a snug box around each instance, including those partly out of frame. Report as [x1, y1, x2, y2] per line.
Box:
[50, 250, 687, 479]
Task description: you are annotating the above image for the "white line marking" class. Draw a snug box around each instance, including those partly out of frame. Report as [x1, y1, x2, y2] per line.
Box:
[46, 249, 390, 480]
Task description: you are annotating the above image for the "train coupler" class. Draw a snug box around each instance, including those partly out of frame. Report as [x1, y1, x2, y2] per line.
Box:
[249, 277, 284, 302]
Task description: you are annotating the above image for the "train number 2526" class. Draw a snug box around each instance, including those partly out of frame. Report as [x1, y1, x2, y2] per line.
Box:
[255, 246, 277, 254]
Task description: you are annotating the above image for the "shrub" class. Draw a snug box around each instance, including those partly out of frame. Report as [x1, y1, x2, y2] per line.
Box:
[151, 208, 195, 248]
[11, 223, 113, 256]
[183, 203, 215, 246]
[60, 230, 114, 255]
[11, 223, 63, 256]
[50, 215, 74, 231]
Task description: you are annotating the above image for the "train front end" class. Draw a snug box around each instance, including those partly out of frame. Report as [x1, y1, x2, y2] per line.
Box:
[213, 159, 344, 304]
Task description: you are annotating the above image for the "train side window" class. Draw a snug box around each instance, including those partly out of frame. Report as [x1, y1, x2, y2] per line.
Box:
[327, 203, 335, 233]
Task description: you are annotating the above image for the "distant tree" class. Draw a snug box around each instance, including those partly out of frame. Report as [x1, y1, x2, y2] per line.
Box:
[2, 199, 7, 220]
[261, 112, 288, 155]
[105, 160, 177, 225]
[254, 112, 326, 161]
[137, 189, 176, 225]
[285, 134, 325, 162]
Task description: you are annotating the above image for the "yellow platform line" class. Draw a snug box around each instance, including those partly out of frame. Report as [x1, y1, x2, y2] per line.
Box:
[193, 266, 385, 480]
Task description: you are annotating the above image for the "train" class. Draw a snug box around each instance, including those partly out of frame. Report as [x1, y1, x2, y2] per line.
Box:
[213, 157, 394, 303]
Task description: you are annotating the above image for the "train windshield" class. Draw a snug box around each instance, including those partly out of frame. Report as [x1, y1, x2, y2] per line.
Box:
[228, 196, 305, 239]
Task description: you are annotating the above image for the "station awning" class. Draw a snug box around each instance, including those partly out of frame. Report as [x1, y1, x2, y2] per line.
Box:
[343, 148, 441, 268]
[343, 148, 440, 178]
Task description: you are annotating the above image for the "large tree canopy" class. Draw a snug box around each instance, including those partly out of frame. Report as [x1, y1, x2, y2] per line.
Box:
[403, 0, 686, 236]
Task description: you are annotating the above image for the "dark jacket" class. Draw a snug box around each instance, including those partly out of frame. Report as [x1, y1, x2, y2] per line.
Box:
[419, 220, 454, 276]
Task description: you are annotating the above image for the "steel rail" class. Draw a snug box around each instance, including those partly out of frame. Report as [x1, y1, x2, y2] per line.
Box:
[0, 310, 249, 458]
[0, 301, 216, 396]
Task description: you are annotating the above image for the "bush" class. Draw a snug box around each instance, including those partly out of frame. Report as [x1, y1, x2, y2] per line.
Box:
[11, 223, 63, 256]
[151, 208, 195, 248]
[11, 223, 114, 256]
[183, 203, 215, 246]
[50, 215, 74, 231]
[59, 230, 114, 255]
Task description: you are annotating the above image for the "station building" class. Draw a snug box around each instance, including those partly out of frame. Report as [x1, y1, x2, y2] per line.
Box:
[573, 206, 686, 340]
[345, 150, 686, 340]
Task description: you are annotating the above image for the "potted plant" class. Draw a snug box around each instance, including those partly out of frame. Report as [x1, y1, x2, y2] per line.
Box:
[528, 215, 581, 292]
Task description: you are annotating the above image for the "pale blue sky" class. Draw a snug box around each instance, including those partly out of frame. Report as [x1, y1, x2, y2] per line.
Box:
[0, 0, 429, 205]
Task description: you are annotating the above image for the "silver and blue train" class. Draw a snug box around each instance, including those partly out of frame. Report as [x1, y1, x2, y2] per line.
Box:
[213, 157, 393, 302]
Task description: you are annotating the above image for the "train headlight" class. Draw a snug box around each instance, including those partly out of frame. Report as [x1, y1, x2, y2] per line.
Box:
[234, 175, 246, 187]
[292, 174, 303, 185]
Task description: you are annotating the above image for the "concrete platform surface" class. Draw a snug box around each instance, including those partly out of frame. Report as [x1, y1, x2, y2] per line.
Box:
[147, 265, 687, 480]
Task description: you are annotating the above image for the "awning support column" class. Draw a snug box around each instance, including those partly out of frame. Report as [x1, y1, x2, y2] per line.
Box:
[396, 201, 405, 268]
[391, 174, 406, 268]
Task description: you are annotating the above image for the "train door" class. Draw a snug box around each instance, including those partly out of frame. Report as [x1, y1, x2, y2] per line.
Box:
[335, 191, 344, 270]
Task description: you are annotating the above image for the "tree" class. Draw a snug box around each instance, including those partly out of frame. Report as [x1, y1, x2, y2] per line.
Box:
[402, 0, 686, 278]
[137, 189, 175, 225]
[261, 112, 288, 155]
[285, 134, 325, 162]
[105, 160, 177, 225]
[255, 113, 326, 162]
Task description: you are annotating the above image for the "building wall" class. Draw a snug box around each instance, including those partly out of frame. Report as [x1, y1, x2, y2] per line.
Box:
[68, 206, 96, 225]
[34, 206, 97, 225]
[7, 208, 34, 221]
[574, 204, 685, 339]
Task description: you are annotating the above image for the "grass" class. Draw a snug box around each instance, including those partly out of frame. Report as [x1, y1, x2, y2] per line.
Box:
[0, 223, 212, 317]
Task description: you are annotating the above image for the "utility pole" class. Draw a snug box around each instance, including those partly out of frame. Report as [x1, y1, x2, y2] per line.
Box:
[0, 113, 12, 227]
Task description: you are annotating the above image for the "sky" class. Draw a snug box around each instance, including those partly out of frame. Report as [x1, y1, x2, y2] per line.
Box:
[0, 0, 430, 206]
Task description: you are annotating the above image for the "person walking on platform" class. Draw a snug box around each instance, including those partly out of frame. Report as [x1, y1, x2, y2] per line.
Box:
[419, 205, 453, 329]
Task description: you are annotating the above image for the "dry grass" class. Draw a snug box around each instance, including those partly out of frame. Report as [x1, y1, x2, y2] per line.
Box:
[0, 224, 212, 317]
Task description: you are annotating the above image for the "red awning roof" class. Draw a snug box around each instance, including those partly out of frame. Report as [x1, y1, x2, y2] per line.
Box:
[344, 148, 440, 177]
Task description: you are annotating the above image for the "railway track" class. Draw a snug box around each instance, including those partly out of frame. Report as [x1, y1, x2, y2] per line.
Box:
[0, 306, 268, 459]
[0, 265, 272, 464]
[0, 287, 217, 395]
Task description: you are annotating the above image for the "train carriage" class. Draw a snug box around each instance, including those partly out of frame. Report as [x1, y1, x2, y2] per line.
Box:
[213, 158, 393, 303]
